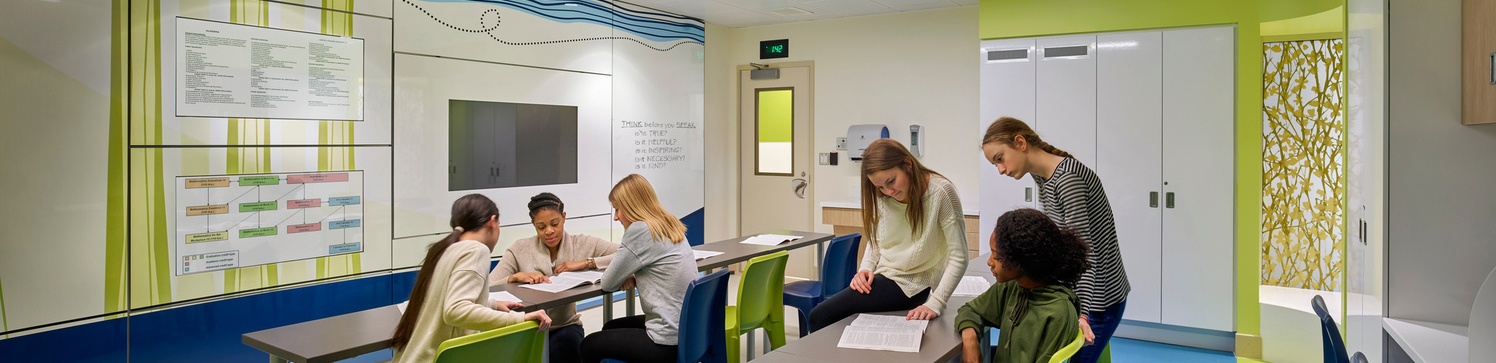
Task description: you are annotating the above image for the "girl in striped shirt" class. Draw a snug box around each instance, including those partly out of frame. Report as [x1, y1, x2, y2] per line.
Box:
[980, 117, 1131, 363]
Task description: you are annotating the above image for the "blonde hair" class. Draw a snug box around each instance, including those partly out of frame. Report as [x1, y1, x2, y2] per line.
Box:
[609, 174, 687, 244]
[859, 138, 943, 245]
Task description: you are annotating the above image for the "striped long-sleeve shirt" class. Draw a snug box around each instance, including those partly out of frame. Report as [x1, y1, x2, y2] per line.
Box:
[1033, 157, 1130, 313]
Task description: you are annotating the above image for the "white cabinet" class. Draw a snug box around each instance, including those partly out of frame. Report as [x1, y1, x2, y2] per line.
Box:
[1159, 26, 1235, 331]
[1096, 30, 1165, 324]
[978, 38, 1038, 254]
[1036, 36, 1098, 166]
[979, 26, 1235, 332]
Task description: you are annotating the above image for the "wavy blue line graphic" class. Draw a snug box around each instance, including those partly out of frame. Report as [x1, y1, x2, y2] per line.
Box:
[419, 0, 705, 44]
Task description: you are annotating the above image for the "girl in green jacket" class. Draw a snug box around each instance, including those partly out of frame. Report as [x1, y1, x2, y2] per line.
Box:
[956, 208, 1091, 363]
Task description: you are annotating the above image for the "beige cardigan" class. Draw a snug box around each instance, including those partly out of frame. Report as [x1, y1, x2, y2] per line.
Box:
[488, 233, 619, 328]
[393, 240, 525, 363]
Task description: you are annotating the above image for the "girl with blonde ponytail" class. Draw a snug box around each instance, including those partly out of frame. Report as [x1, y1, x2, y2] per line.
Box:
[980, 117, 1131, 363]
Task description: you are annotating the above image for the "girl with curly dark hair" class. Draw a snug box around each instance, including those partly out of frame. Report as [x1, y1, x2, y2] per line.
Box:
[954, 208, 1091, 363]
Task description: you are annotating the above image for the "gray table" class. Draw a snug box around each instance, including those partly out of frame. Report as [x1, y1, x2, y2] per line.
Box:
[241, 283, 598, 363]
[692, 230, 833, 271]
[242, 230, 834, 363]
[752, 254, 995, 363]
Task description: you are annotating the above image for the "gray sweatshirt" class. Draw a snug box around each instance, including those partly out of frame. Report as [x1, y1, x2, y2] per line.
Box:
[600, 222, 697, 345]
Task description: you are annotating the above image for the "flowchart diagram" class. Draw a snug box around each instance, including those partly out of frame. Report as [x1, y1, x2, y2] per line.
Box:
[174, 171, 364, 275]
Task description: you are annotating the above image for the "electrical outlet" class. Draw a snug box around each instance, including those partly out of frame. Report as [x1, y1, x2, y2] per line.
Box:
[836, 137, 847, 150]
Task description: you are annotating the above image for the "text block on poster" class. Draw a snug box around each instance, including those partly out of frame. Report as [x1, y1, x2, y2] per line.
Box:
[174, 17, 365, 121]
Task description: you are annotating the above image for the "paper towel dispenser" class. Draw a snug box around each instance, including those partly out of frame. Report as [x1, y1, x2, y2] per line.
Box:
[847, 124, 890, 162]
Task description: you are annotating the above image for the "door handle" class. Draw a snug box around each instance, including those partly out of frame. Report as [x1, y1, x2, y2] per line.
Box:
[1149, 191, 1158, 208]
[450, 165, 456, 174]
[791, 178, 808, 199]
[1165, 192, 1175, 209]
[1025, 187, 1033, 202]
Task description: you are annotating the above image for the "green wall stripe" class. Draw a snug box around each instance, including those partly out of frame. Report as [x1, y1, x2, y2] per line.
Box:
[104, 0, 130, 314]
[147, 0, 172, 306]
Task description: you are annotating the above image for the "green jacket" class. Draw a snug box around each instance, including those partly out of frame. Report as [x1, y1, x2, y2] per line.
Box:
[954, 281, 1081, 363]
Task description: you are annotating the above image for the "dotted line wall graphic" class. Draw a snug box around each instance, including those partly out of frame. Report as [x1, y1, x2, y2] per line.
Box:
[402, 0, 701, 52]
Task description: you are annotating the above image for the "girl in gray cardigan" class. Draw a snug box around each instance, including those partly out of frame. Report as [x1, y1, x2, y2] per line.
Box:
[579, 174, 698, 363]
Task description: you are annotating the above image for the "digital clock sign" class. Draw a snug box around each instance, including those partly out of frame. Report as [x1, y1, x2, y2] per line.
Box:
[760, 39, 789, 59]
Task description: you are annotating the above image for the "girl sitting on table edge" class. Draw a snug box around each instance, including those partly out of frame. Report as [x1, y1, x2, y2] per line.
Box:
[956, 208, 1088, 363]
[808, 138, 969, 332]
[390, 194, 551, 363]
[489, 192, 619, 363]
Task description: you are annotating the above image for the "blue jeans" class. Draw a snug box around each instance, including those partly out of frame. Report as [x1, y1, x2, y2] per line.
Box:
[1071, 300, 1126, 363]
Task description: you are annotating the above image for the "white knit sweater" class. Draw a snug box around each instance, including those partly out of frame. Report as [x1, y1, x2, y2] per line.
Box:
[861, 175, 969, 312]
[393, 240, 525, 363]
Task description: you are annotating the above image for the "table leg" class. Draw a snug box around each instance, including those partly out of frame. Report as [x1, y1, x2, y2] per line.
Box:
[602, 292, 614, 322]
[626, 289, 636, 317]
[269, 355, 290, 363]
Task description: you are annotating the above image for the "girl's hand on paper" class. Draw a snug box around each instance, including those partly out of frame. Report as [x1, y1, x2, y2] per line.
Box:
[553, 260, 589, 274]
[905, 305, 938, 320]
[511, 271, 551, 284]
[494, 300, 524, 312]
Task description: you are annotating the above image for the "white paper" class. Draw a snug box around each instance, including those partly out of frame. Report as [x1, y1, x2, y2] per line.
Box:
[693, 250, 724, 260]
[396, 300, 409, 315]
[835, 314, 929, 353]
[489, 291, 522, 304]
[952, 276, 993, 297]
[519, 270, 604, 293]
[740, 234, 803, 246]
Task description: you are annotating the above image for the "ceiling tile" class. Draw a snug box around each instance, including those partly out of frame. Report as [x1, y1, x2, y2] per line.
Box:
[893, 2, 960, 12]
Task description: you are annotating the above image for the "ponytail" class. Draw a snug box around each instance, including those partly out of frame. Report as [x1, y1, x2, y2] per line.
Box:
[982, 117, 1072, 158]
[392, 194, 499, 350]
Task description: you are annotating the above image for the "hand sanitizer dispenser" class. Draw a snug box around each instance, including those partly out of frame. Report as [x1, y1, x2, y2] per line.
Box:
[847, 124, 890, 162]
[909, 124, 923, 158]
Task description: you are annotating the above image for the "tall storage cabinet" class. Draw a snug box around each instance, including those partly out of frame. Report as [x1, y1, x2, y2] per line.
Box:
[977, 38, 1038, 248]
[978, 25, 1235, 333]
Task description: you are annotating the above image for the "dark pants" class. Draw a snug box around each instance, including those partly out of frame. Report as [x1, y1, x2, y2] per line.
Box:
[579, 315, 677, 363]
[549, 324, 585, 363]
[807, 274, 930, 333]
[1072, 300, 1127, 363]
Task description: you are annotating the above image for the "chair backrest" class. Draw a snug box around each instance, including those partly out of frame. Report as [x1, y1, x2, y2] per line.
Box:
[434, 320, 543, 363]
[736, 251, 790, 329]
[1047, 329, 1086, 363]
[679, 269, 733, 363]
[821, 233, 861, 296]
[1311, 295, 1350, 363]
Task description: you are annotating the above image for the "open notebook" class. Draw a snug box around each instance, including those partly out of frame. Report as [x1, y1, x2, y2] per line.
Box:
[836, 314, 930, 353]
[739, 234, 803, 246]
[518, 270, 606, 293]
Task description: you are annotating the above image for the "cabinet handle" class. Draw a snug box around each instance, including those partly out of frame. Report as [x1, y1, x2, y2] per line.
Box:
[1149, 191, 1158, 208]
[1165, 192, 1176, 209]
[1490, 52, 1495, 85]
[1025, 187, 1033, 202]
[450, 165, 455, 174]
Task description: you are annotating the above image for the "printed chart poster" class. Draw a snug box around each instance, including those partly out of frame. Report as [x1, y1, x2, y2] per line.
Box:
[175, 17, 364, 121]
[174, 171, 364, 275]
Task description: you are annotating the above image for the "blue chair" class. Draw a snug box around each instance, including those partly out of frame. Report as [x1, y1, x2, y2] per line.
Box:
[1311, 295, 1351, 363]
[783, 233, 860, 336]
[604, 269, 732, 363]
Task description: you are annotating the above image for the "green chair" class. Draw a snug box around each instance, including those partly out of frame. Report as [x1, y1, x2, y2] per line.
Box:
[1047, 330, 1086, 363]
[434, 321, 544, 363]
[725, 250, 789, 363]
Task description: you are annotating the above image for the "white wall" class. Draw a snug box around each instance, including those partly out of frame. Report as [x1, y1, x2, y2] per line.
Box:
[1388, 0, 1496, 326]
[704, 7, 979, 242]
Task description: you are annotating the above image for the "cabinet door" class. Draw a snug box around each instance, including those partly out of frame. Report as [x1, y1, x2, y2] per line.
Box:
[1036, 36, 1097, 166]
[979, 39, 1038, 252]
[1161, 26, 1236, 331]
[1096, 31, 1164, 324]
